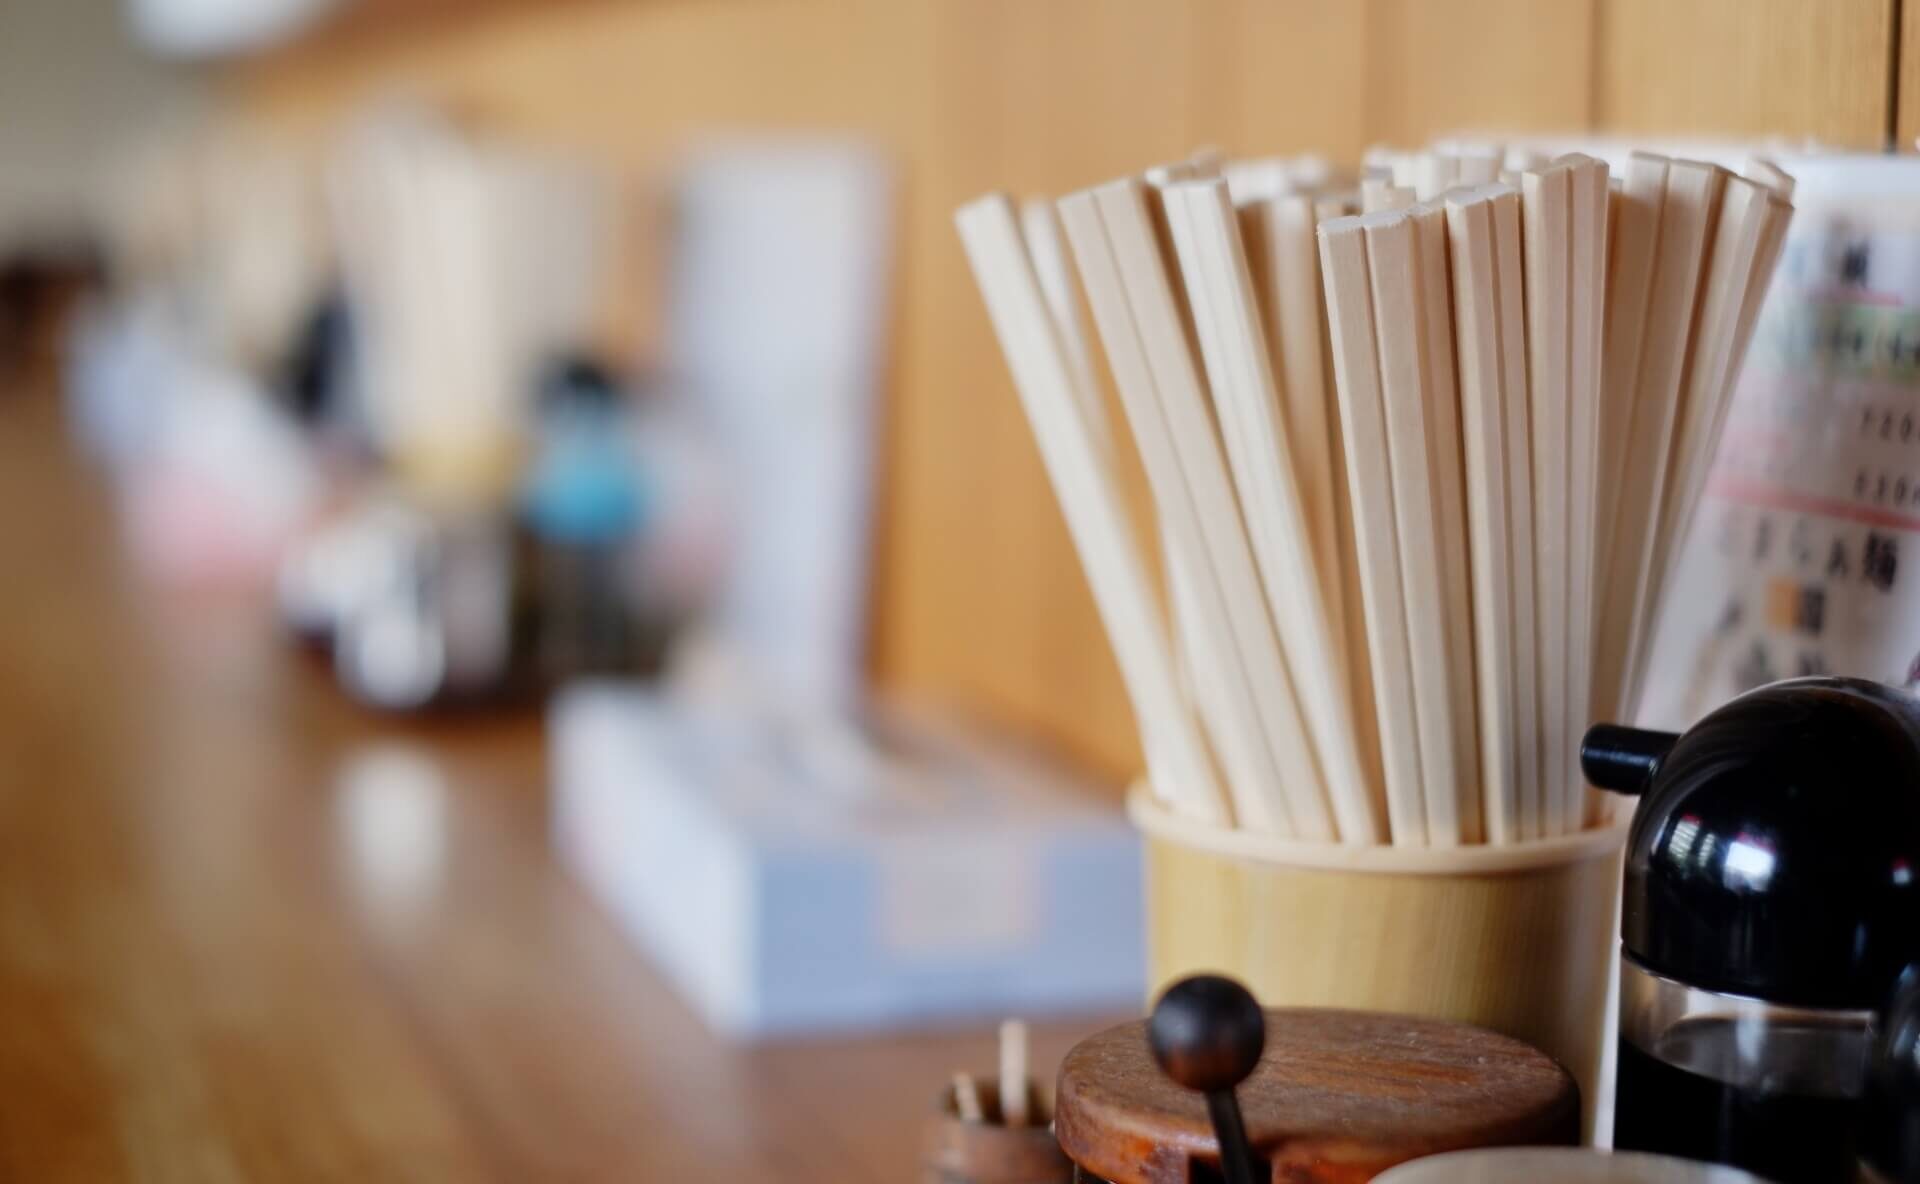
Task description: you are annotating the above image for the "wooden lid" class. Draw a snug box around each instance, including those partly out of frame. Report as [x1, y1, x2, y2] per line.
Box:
[1054, 1009, 1579, 1184]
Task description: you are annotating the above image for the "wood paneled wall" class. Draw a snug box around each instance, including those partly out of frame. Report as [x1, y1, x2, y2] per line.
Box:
[229, 0, 1897, 784]
[1599, 0, 1893, 144]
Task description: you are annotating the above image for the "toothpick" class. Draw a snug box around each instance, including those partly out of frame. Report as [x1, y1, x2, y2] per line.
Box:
[1000, 1019, 1030, 1128]
[952, 1073, 985, 1123]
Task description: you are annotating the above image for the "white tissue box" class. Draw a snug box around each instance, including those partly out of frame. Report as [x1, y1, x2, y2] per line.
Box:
[550, 683, 1144, 1038]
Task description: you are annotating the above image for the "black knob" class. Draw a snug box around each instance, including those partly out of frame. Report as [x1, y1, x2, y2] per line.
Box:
[1580, 724, 1678, 795]
[1149, 974, 1265, 1092]
[1149, 975, 1265, 1184]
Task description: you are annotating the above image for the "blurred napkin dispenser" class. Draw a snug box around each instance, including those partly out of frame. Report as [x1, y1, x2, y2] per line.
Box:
[550, 683, 1143, 1037]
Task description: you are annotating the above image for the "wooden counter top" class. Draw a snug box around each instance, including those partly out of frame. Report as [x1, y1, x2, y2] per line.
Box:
[0, 369, 1118, 1181]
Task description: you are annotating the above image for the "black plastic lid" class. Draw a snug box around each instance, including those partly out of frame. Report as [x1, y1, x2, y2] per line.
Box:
[1865, 966, 1920, 1182]
[1617, 677, 1920, 1010]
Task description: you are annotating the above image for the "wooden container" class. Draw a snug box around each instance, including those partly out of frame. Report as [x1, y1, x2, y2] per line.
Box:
[1132, 788, 1626, 1135]
[1055, 1008, 1579, 1182]
[922, 1078, 1074, 1184]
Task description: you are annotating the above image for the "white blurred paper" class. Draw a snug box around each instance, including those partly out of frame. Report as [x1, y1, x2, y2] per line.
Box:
[1640, 157, 1920, 726]
[664, 140, 894, 707]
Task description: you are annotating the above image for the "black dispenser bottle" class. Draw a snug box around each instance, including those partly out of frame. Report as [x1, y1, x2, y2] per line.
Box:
[1584, 677, 1920, 1184]
[1862, 966, 1920, 1183]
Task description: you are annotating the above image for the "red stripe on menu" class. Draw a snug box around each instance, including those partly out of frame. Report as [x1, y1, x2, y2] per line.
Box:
[1709, 474, 1920, 532]
[1802, 286, 1905, 308]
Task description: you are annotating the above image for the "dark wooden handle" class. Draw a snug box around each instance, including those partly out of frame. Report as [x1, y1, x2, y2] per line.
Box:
[1148, 975, 1266, 1184]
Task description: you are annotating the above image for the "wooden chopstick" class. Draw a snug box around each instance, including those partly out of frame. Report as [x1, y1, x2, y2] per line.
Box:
[1488, 185, 1543, 840]
[1680, 190, 1792, 538]
[1320, 214, 1430, 846]
[1302, 194, 1386, 815]
[1020, 198, 1108, 456]
[956, 194, 1228, 824]
[1056, 187, 1283, 833]
[1745, 157, 1796, 200]
[1253, 191, 1385, 810]
[1098, 176, 1339, 839]
[1414, 152, 1458, 201]
[1652, 176, 1770, 591]
[1168, 178, 1382, 843]
[1521, 161, 1574, 836]
[1633, 176, 1779, 690]
[1456, 151, 1502, 187]
[1364, 207, 1471, 845]
[1563, 154, 1610, 829]
[1446, 184, 1522, 844]
[1411, 198, 1484, 844]
[1237, 193, 1351, 687]
[1316, 194, 1358, 223]
[1109, 177, 1348, 838]
[1021, 196, 1227, 797]
[966, 141, 1793, 849]
[1676, 190, 1791, 540]
[1591, 154, 1667, 722]
[1598, 159, 1724, 726]
[1059, 184, 1312, 835]
[1362, 177, 1416, 214]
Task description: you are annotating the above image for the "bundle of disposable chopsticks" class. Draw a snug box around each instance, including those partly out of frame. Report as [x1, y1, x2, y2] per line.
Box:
[957, 145, 1792, 847]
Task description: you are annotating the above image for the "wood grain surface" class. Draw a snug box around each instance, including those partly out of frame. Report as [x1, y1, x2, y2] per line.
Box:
[1595, 0, 1895, 147]
[0, 366, 1120, 1182]
[1053, 1010, 1578, 1184]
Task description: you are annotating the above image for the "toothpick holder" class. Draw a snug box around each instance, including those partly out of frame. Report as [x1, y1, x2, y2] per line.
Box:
[1131, 787, 1626, 1140]
[922, 1079, 1074, 1184]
